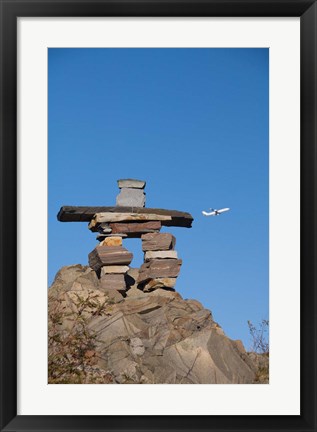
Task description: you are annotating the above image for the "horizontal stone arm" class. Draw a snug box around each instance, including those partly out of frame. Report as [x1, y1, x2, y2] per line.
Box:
[57, 206, 193, 228]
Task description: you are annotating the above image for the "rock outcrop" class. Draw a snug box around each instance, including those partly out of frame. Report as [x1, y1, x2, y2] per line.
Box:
[48, 264, 257, 384]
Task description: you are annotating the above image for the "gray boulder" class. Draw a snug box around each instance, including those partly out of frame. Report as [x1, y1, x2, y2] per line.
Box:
[116, 188, 146, 207]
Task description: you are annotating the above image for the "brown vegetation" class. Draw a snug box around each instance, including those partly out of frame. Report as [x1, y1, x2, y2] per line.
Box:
[48, 292, 114, 384]
[247, 319, 269, 384]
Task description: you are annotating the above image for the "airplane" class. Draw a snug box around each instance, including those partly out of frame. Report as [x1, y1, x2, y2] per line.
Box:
[202, 207, 230, 216]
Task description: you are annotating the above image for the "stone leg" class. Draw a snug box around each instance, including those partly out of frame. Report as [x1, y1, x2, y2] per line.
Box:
[88, 239, 133, 297]
[138, 236, 182, 291]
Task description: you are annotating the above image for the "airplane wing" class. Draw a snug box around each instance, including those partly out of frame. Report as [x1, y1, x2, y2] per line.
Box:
[202, 210, 216, 216]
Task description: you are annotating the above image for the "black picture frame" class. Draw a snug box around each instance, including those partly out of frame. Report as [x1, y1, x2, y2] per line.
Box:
[1, 1, 316, 431]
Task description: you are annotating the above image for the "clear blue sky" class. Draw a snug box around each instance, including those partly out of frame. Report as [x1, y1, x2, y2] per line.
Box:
[48, 48, 269, 349]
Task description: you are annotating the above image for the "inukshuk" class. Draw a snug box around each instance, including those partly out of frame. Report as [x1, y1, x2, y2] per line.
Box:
[57, 179, 193, 296]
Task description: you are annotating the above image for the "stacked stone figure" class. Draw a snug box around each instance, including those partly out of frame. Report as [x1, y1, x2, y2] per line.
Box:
[137, 233, 182, 292]
[89, 179, 148, 296]
[59, 179, 193, 297]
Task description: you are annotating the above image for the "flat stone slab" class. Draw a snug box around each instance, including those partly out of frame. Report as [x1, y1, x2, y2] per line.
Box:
[144, 250, 178, 260]
[141, 233, 176, 251]
[109, 221, 161, 238]
[116, 188, 146, 207]
[143, 278, 177, 292]
[89, 246, 133, 271]
[89, 213, 171, 230]
[117, 179, 146, 189]
[57, 206, 193, 228]
[100, 266, 130, 275]
[138, 259, 182, 284]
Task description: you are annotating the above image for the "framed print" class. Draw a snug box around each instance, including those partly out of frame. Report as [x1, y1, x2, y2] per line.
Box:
[0, 1, 316, 431]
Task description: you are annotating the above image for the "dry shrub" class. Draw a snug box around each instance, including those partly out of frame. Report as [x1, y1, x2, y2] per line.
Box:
[48, 292, 113, 384]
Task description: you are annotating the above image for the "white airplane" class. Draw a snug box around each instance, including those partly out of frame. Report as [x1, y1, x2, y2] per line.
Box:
[202, 207, 230, 216]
